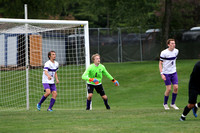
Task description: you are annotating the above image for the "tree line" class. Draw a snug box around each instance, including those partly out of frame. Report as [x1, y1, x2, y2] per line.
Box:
[0, 0, 200, 47]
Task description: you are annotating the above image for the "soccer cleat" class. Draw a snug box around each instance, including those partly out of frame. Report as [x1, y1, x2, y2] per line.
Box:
[179, 116, 186, 121]
[192, 106, 198, 117]
[86, 107, 90, 110]
[106, 105, 110, 110]
[47, 108, 53, 112]
[163, 104, 170, 110]
[170, 104, 179, 110]
[37, 104, 41, 111]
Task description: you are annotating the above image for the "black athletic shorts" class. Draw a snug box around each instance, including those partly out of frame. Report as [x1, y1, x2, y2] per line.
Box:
[188, 89, 200, 104]
[87, 84, 105, 96]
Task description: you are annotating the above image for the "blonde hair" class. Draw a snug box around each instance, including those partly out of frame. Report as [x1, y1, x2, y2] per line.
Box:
[166, 39, 175, 45]
[91, 53, 100, 61]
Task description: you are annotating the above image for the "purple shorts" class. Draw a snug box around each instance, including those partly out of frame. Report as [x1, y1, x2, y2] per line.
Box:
[164, 72, 178, 86]
[43, 83, 57, 92]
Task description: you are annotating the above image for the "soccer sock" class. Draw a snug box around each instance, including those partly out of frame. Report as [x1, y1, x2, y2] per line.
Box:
[86, 99, 91, 109]
[38, 95, 47, 105]
[164, 95, 169, 105]
[182, 106, 191, 117]
[171, 93, 177, 105]
[48, 98, 56, 109]
[103, 99, 109, 106]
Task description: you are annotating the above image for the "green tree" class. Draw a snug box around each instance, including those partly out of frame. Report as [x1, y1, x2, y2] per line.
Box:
[112, 0, 160, 28]
[0, 0, 160, 29]
[161, 0, 172, 49]
[156, 0, 200, 33]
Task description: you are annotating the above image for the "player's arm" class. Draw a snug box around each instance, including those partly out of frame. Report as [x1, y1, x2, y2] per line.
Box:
[44, 70, 52, 80]
[82, 68, 90, 81]
[159, 60, 166, 81]
[82, 67, 99, 84]
[102, 66, 119, 86]
[55, 72, 59, 84]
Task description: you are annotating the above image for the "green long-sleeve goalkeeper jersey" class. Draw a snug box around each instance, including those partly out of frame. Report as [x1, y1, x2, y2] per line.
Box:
[82, 63, 114, 85]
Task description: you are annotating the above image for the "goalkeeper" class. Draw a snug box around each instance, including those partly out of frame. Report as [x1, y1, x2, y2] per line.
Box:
[82, 53, 119, 110]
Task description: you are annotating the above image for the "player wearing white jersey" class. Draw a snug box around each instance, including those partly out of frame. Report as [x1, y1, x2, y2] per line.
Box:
[42, 60, 59, 84]
[159, 39, 179, 110]
[37, 51, 59, 112]
[160, 48, 178, 74]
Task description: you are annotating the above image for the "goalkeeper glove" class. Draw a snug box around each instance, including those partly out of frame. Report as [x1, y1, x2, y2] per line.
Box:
[89, 78, 99, 85]
[112, 79, 119, 86]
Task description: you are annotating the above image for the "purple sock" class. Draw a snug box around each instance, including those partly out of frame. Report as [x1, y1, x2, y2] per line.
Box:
[164, 96, 169, 105]
[48, 98, 56, 109]
[171, 93, 177, 105]
[38, 95, 47, 105]
[86, 99, 91, 109]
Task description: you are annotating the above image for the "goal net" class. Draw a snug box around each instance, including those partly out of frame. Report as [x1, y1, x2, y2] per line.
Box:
[0, 18, 90, 111]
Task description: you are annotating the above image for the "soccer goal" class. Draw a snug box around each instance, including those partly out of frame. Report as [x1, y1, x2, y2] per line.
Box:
[0, 18, 90, 111]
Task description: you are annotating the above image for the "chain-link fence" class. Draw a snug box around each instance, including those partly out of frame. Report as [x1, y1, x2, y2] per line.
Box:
[89, 27, 200, 63]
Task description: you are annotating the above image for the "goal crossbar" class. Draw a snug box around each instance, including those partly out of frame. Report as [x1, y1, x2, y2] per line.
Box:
[0, 18, 88, 25]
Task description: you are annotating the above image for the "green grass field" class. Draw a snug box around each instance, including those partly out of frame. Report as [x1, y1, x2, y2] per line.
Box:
[1, 60, 200, 133]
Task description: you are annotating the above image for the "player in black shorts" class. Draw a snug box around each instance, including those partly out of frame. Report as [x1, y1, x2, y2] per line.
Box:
[87, 84, 106, 97]
[180, 61, 200, 121]
[82, 54, 119, 110]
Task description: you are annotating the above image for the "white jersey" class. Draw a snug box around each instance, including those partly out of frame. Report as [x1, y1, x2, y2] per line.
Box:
[42, 60, 59, 84]
[160, 48, 179, 74]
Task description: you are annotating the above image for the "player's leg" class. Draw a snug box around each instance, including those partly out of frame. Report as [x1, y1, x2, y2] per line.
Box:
[86, 84, 94, 110]
[101, 95, 110, 109]
[170, 84, 179, 110]
[87, 93, 93, 100]
[192, 100, 200, 117]
[163, 85, 171, 110]
[96, 84, 110, 109]
[44, 89, 51, 97]
[180, 89, 198, 121]
[37, 84, 51, 111]
[47, 84, 57, 111]
[192, 94, 200, 117]
[180, 104, 195, 121]
[163, 74, 171, 110]
[192, 103, 198, 118]
[170, 72, 179, 110]
[86, 93, 93, 110]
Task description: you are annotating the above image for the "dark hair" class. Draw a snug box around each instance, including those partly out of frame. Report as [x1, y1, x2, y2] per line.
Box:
[166, 39, 175, 45]
[48, 51, 56, 59]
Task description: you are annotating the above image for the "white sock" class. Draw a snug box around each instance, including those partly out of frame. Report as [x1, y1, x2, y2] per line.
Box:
[195, 103, 198, 108]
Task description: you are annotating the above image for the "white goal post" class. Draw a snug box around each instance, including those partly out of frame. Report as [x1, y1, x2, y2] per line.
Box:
[0, 18, 90, 111]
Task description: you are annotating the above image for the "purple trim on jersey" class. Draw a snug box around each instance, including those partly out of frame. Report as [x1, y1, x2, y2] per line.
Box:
[44, 67, 48, 69]
[164, 72, 178, 85]
[48, 68, 58, 72]
[43, 67, 58, 72]
[43, 83, 57, 92]
[160, 56, 177, 60]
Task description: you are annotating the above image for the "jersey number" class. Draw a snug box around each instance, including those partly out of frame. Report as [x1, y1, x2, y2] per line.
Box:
[95, 72, 97, 77]
[51, 72, 54, 77]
